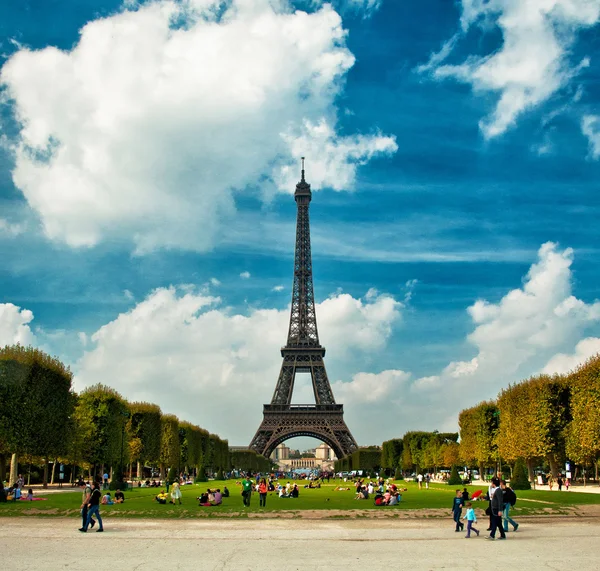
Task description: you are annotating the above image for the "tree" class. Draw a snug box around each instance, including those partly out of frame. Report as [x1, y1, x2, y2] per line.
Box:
[447, 464, 462, 486]
[381, 439, 403, 475]
[0, 345, 75, 487]
[160, 414, 180, 478]
[511, 458, 531, 490]
[565, 355, 600, 479]
[74, 384, 129, 480]
[128, 402, 162, 477]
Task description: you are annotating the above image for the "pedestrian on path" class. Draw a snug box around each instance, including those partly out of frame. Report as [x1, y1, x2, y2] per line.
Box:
[501, 481, 519, 532]
[485, 478, 506, 540]
[463, 502, 479, 538]
[452, 489, 464, 532]
[80, 482, 104, 533]
[79, 482, 96, 530]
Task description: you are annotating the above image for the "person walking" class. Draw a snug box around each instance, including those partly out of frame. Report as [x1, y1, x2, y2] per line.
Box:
[258, 478, 267, 507]
[451, 489, 464, 532]
[242, 475, 253, 507]
[417, 473, 423, 489]
[79, 482, 96, 530]
[485, 478, 506, 540]
[80, 482, 103, 533]
[501, 481, 519, 532]
[463, 501, 479, 538]
[425, 474, 430, 489]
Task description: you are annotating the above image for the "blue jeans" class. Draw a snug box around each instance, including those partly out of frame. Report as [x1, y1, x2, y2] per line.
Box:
[85, 505, 103, 531]
[503, 504, 517, 531]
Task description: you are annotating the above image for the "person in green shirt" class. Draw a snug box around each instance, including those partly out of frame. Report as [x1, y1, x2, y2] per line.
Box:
[242, 476, 253, 507]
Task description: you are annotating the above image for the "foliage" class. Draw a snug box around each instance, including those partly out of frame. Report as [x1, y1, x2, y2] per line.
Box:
[350, 447, 381, 472]
[128, 402, 162, 466]
[167, 466, 177, 484]
[447, 465, 462, 486]
[511, 458, 531, 490]
[0, 346, 75, 463]
[195, 466, 208, 482]
[497, 375, 570, 470]
[160, 414, 180, 470]
[459, 401, 499, 470]
[230, 449, 271, 473]
[381, 439, 403, 472]
[74, 384, 129, 467]
[565, 355, 600, 464]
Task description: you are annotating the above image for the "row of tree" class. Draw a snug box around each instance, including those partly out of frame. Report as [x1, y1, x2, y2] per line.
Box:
[337, 354, 600, 485]
[0, 345, 231, 487]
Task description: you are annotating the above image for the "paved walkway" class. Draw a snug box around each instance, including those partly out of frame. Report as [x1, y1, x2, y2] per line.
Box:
[2, 516, 600, 570]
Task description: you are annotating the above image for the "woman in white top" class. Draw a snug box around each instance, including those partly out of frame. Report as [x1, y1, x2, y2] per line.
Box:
[171, 481, 182, 505]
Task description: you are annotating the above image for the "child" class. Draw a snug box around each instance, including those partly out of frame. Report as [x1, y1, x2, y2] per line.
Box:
[26, 488, 34, 501]
[452, 489, 464, 532]
[463, 501, 479, 538]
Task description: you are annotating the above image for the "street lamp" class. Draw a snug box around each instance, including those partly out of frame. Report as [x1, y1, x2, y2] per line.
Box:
[119, 411, 130, 487]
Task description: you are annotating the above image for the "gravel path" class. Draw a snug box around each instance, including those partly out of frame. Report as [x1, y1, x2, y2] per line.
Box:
[2, 516, 599, 570]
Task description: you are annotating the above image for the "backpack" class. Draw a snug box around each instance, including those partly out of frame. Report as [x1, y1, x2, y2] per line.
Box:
[506, 488, 517, 507]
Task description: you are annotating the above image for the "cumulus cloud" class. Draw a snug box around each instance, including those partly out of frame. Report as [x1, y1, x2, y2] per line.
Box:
[402, 242, 600, 432]
[0, 0, 396, 253]
[272, 285, 285, 292]
[332, 370, 410, 404]
[542, 337, 600, 375]
[239, 271, 251, 279]
[0, 218, 25, 237]
[75, 286, 402, 443]
[0, 303, 35, 346]
[420, 0, 600, 138]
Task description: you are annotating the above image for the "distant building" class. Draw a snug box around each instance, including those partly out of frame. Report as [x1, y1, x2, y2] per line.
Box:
[272, 443, 336, 471]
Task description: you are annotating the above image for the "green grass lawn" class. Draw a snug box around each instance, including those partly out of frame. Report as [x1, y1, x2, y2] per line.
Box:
[1, 480, 598, 518]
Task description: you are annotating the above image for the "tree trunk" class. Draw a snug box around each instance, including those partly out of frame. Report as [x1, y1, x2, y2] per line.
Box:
[548, 454, 559, 478]
[70, 466, 76, 484]
[526, 458, 535, 485]
[27, 464, 32, 486]
[9, 453, 18, 486]
[0, 453, 5, 484]
[43, 459, 49, 489]
[160, 463, 165, 480]
[137, 461, 142, 481]
[50, 459, 58, 485]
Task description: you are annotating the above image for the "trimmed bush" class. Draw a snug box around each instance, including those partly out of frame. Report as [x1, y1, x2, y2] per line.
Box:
[216, 469, 225, 480]
[394, 468, 403, 481]
[195, 466, 208, 483]
[510, 458, 531, 490]
[447, 465, 462, 485]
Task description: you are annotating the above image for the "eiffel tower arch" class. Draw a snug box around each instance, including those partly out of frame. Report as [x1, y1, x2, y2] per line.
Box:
[249, 159, 358, 460]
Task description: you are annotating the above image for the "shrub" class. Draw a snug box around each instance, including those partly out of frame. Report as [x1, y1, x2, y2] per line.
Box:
[394, 468, 403, 481]
[510, 458, 531, 490]
[195, 466, 208, 483]
[216, 469, 225, 480]
[447, 465, 462, 486]
[166, 467, 177, 484]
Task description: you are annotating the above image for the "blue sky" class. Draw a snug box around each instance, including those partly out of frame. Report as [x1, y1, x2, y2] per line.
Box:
[2, 0, 600, 450]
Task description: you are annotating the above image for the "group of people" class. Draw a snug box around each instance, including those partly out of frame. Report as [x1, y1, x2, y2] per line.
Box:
[451, 476, 519, 540]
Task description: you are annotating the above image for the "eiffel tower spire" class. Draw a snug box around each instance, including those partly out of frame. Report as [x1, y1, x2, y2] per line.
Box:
[249, 159, 358, 459]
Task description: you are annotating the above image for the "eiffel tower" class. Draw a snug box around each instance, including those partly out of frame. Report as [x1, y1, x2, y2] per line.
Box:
[249, 159, 358, 460]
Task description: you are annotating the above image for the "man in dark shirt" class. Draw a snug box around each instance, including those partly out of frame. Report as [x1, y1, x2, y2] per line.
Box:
[115, 489, 125, 503]
[242, 476, 253, 507]
[80, 482, 104, 532]
[486, 478, 506, 540]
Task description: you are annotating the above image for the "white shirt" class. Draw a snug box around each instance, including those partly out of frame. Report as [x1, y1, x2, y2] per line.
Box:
[417, 474, 423, 482]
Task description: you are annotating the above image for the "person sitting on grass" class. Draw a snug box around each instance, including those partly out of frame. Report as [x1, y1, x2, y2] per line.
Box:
[222, 486, 230, 497]
[388, 492, 400, 506]
[198, 491, 212, 506]
[114, 489, 125, 504]
[25, 488, 34, 501]
[291, 484, 299, 498]
[211, 489, 223, 506]
[102, 492, 114, 505]
[155, 490, 168, 504]
[278, 486, 289, 498]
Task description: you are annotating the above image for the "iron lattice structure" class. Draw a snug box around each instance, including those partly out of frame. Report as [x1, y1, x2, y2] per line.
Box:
[249, 161, 358, 460]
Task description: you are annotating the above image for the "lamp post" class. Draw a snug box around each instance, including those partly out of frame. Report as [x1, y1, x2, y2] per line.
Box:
[119, 411, 130, 487]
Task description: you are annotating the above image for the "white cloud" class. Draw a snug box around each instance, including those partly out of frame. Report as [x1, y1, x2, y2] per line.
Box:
[421, 0, 600, 138]
[542, 337, 600, 375]
[74, 286, 402, 443]
[210, 278, 221, 287]
[272, 285, 285, 292]
[399, 242, 600, 433]
[0, 303, 35, 346]
[239, 271, 251, 279]
[1, 0, 396, 253]
[332, 370, 410, 404]
[275, 118, 397, 193]
[582, 114, 600, 158]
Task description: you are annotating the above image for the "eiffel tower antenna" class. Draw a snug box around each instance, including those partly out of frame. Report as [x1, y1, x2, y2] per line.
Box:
[249, 160, 358, 459]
